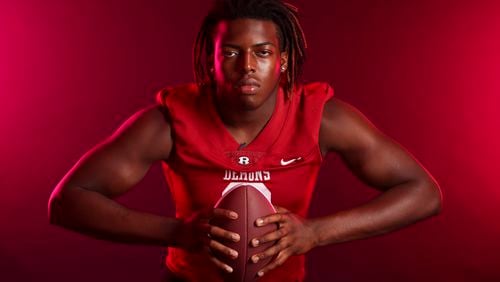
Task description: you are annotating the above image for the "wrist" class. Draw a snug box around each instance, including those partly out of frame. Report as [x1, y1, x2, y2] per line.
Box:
[306, 218, 323, 248]
[166, 218, 186, 247]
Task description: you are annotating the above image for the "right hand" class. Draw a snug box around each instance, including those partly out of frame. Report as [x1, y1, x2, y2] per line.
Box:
[175, 208, 240, 273]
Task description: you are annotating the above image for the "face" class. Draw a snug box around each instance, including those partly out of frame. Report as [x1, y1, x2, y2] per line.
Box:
[211, 18, 288, 111]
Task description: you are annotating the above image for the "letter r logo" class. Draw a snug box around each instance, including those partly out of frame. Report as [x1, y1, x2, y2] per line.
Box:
[238, 156, 250, 165]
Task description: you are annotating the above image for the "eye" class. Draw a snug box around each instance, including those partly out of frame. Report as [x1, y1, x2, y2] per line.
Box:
[256, 50, 272, 57]
[223, 50, 238, 58]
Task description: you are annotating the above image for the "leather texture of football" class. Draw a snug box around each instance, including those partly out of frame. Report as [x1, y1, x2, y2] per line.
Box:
[211, 184, 277, 281]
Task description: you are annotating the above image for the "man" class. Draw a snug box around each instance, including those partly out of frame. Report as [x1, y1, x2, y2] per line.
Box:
[48, 0, 442, 281]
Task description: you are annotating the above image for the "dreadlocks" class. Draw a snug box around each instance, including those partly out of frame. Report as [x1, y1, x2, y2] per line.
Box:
[193, 0, 307, 97]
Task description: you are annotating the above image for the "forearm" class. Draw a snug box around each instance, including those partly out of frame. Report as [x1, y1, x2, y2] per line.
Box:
[49, 186, 182, 247]
[310, 179, 441, 247]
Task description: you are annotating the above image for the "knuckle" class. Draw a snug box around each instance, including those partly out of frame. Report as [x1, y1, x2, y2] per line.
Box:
[277, 214, 284, 221]
[279, 228, 288, 236]
[264, 248, 275, 257]
[208, 240, 217, 249]
[279, 240, 288, 249]
[273, 245, 282, 254]
[225, 231, 236, 241]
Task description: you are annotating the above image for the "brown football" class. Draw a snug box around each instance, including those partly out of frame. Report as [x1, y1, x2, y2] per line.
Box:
[211, 184, 277, 281]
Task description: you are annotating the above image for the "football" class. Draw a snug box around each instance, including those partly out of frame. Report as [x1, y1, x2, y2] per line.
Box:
[211, 184, 278, 281]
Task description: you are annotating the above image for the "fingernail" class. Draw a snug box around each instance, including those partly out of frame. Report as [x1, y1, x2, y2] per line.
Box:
[230, 212, 238, 219]
[257, 271, 264, 277]
[252, 255, 259, 263]
[256, 218, 263, 226]
[230, 250, 238, 258]
[232, 234, 240, 242]
[226, 265, 233, 273]
[252, 239, 259, 247]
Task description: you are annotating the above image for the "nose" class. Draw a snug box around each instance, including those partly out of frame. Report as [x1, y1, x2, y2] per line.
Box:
[240, 51, 256, 73]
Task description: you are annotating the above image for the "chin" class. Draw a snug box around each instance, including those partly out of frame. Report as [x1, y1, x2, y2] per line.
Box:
[236, 94, 261, 111]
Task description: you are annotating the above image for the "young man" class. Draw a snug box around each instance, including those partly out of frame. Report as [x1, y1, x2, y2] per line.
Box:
[48, 0, 442, 281]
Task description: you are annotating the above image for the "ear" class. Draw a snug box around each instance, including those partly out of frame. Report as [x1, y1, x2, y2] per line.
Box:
[280, 51, 288, 67]
[280, 51, 289, 73]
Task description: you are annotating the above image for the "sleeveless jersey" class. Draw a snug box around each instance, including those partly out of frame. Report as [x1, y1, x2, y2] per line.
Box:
[156, 82, 334, 281]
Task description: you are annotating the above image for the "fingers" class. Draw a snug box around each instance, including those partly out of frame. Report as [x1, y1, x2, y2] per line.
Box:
[195, 208, 238, 223]
[205, 209, 240, 272]
[205, 245, 234, 274]
[252, 207, 290, 247]
[255, 211, 288, 227]
[250, 236, 291, 263]
[251, 225, 289, 247]
[193, 208, 240, 242]
[209, 225, 240, 242]
[209, 255, 234, 274]
[207, 238, 238, 274]
[209, 238, 238, 259]
[251, 206, 294, 276]
[212, 208, 238, 220]
[256, 251, 291, 277]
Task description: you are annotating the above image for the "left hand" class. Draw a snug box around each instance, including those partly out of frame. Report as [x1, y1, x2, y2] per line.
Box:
[250, 206, 319, 277]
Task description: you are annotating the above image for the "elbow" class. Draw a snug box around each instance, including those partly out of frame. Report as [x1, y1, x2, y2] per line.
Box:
[422, 179, 442, 217]
[48, 194, 62, 226]
[48, 185, 68, 226]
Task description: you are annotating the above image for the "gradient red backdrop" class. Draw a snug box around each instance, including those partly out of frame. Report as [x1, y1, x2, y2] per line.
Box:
[1, 0, 499, 281]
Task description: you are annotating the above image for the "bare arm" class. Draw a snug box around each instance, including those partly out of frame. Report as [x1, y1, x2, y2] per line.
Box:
[252, 97, 442, 276]
[49, 104, 242, 273]
[312, 97, 442, 245]
[48, 105, 181, 246]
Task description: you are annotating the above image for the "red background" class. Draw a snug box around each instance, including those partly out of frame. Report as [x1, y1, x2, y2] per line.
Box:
[1, 0, 499, 281]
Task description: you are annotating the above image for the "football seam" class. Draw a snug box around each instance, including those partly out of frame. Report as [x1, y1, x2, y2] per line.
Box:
[243, 187, 248, 281]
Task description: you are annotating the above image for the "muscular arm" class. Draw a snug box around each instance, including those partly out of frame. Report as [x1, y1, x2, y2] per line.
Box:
[245, 97, 443, 276]
[313, 97, 442, 246]
[48, 105, 182, 246]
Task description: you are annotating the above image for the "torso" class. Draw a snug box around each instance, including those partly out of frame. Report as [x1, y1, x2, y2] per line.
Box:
[156, 82, 333, 281]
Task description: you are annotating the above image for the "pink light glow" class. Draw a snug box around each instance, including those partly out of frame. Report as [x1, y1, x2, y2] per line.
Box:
[1, 1, 499, 281]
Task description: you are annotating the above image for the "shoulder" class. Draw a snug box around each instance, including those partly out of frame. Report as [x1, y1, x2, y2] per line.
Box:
[320, 97, 381, 154]
[110, 105, 172, 161]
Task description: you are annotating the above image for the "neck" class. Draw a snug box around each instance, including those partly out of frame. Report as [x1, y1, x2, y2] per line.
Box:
[213, 85, 280, 144]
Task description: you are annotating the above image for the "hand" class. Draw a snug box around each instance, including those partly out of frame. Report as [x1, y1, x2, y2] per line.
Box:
[175, 208, 241, 273]
[250, 206, 319, 277]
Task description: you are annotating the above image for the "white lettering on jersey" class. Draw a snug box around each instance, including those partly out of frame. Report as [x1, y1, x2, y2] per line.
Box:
[223, 170, 271, 182]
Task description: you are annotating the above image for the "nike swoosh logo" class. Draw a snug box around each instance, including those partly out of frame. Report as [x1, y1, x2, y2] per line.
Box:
[280, 157, 302, 166]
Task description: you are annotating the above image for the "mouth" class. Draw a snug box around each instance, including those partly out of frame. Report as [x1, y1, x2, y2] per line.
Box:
[235, 78, 260, 94]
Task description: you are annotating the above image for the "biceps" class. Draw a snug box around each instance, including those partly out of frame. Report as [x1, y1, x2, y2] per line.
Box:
[66, 140, 152, 198]
[342, 136, 422, 190]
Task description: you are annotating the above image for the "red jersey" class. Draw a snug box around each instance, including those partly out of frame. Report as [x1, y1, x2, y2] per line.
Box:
[156, 82, 333, 281]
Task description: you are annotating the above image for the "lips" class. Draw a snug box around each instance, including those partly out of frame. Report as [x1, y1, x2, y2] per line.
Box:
[235, 78, 260, 94]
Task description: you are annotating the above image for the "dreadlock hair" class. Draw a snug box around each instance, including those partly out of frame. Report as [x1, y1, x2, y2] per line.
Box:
[193, 0, 307, 97]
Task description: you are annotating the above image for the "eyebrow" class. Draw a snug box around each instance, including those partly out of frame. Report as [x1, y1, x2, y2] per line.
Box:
[222, 42, 276, 49]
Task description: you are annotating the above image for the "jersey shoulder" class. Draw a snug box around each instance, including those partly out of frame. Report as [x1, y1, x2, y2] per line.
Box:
[297, 81, 334, 100]
[156, 83, 200, 108]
